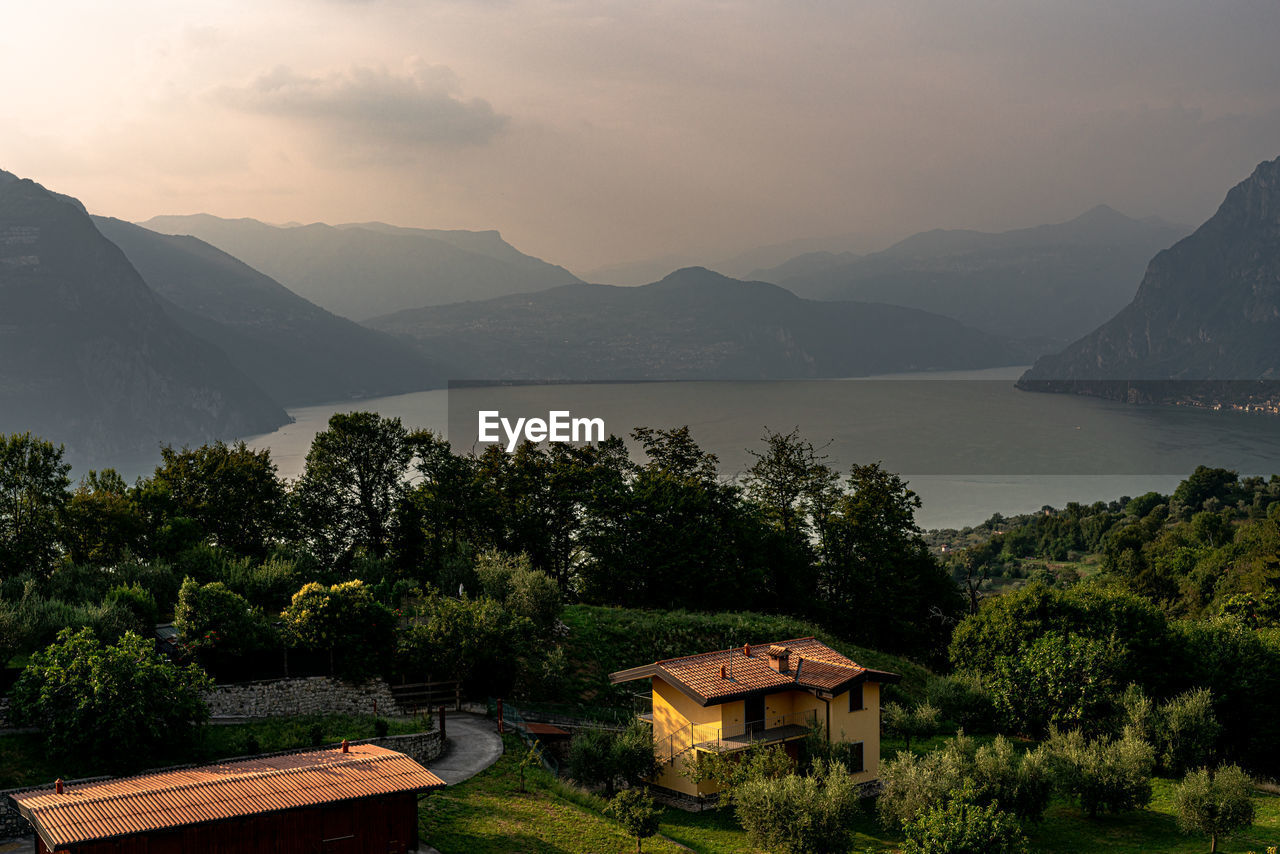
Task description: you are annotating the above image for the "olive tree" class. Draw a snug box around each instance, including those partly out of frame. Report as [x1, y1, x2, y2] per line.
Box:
[1174, 765, 1255, 853]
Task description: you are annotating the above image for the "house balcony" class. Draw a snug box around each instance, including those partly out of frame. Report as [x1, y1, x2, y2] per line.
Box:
[690, 709, 819, 752]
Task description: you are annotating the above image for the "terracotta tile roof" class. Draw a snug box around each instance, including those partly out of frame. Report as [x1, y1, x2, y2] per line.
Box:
[12, 744, 444, 851]
[610, 636, 900, 705]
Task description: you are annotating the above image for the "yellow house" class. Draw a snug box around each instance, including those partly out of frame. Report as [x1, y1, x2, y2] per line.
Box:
[609, 637, 900, 797]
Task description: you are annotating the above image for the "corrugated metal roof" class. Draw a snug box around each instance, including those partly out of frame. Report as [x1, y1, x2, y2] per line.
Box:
[13, 744, 445, 850]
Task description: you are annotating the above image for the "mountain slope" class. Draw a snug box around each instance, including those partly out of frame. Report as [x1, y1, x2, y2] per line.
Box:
[92, 218, 443, 405]
[1018, 157, 1280, 409]
[762, 207, 1188, 344]
[139, 214, 582, 321]
[366, 267, 1026, 380]
[0, 177, 288, 465]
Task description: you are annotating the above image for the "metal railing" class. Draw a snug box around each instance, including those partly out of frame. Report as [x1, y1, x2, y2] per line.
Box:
[689, 708, 819, 750]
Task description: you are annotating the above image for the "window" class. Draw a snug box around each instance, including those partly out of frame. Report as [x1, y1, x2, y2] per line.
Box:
[848, 741, 865, 772]
[848, 682, 864, 712]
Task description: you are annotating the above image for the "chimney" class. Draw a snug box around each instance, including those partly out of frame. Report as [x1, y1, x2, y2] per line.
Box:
[743, 643, 752, 657]
[795, 656, 804, 680]
[767, 645, 790, 673]
[341, 739, 349, 754]
[55, 779, 63, 795]
[720, 664, 727, 679]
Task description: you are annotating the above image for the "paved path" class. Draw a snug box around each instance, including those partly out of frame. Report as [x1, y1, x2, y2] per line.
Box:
[430, 712, 505, 785]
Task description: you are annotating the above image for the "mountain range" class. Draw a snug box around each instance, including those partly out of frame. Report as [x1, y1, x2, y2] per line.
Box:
[92, 217, 442, 406]
[1019, 156, 1280, 410]
[140, 214, 583, 321]
[0, 174, 289, 463]
[754, 206, 1188, 345]
[366, 266, 1028, 381]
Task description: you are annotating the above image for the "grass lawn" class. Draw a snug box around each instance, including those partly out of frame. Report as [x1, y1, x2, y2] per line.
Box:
[420, 735, 1280, 854]
[421, 735, 693, 854]
[0, 714, 419, 789]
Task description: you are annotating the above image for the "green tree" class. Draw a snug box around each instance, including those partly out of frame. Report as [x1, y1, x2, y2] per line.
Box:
[1173, 467, 1239, 514]
[0, 432, 71, 578]
[10, 627, 211, 769]
[397, 587, 536, 697]
[143, 441, 287, 558]
[474, 549, 561, 632]
[605, 788, 661, 854]
[878, 733, 1051, 830]
[63, 469, 145, 566]
[988, 631, 1119, 735]
[682, 741, 794, 804]
[294, 412, 411, 566]
[816, 462, 963, 659]
[1158, 687, 1221, 775]
[280, 580, 395, 680]
[1043, 728, 1154, 818]
[733, 759, 862, 854]
[884, 701, 942, 752]
[1173, 764, 1256, 853]
[566, 721, 658, 797]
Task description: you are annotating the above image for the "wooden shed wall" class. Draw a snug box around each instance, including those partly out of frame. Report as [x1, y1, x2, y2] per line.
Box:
[40, 792, 420, 854]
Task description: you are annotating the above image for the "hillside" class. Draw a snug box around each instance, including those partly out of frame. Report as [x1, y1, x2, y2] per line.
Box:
[366, 267, 1027, 380]
[92, 217, 443, 405]
[0, 176, 288, 465]
[760, 206, 1187, 344]
[1019, 156, 1280, 411]
[140, 214, 582, 321]
[553, 604, 931, 713]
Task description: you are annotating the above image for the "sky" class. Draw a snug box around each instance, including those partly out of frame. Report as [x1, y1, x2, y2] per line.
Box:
[4, 0, 1280, 276]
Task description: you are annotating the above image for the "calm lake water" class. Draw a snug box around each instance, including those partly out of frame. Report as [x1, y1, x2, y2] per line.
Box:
[242, 367, 1280, 530]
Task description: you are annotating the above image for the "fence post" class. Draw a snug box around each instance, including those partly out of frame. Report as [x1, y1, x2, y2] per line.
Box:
[497, 698, 504, 734]
[439, 706, 446, 740]
[455, 682, 462, 711]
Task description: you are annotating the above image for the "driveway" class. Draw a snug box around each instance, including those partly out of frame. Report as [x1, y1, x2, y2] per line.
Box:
[429, 712, 505, 785]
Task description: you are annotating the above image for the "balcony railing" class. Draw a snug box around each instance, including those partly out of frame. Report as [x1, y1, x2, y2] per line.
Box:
[690, 708, 819, 752]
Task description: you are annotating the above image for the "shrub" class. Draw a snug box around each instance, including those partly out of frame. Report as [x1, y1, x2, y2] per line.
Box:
[105, 582, 158, 629]
[878, 733, 1051, 830]
[175, 578, 273, 657]
[1173, 764, 1256, 853]
[1043, 728, 1154, 817]
[900, 785, 1028, 854]
[567, 721, 657, 797]
[734, 760, 862, 854]
[10, 627, 210, 770]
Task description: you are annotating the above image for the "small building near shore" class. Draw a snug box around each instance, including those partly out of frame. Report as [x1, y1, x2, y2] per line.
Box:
[11, 743, 445, 853]
[610, 637, 900, 798]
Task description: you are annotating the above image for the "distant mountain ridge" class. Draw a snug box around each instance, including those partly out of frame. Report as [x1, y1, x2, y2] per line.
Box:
[0, 177, 289, 464]
[1019, 156, 1280, 410]
[140, 214, 583, 321]
[757, 206, 1189, 345]
[92, 217, 443, 406]
[366, 266, 1027, 381]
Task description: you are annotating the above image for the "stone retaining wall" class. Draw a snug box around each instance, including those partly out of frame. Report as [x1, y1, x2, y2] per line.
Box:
[205, 676, 401, 718]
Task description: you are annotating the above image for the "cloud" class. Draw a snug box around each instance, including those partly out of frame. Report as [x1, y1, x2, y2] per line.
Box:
[217, 61, 508, 151]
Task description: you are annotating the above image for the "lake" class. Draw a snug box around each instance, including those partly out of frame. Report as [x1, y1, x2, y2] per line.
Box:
[242, 367, 1280, 530]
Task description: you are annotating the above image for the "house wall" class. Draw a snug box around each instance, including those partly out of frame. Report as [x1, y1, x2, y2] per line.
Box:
[650, 677, 719, 796]
[828, 681, 882, 783]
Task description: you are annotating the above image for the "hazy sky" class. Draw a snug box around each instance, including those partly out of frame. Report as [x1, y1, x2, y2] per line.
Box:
[4, 0, 1280, 274]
